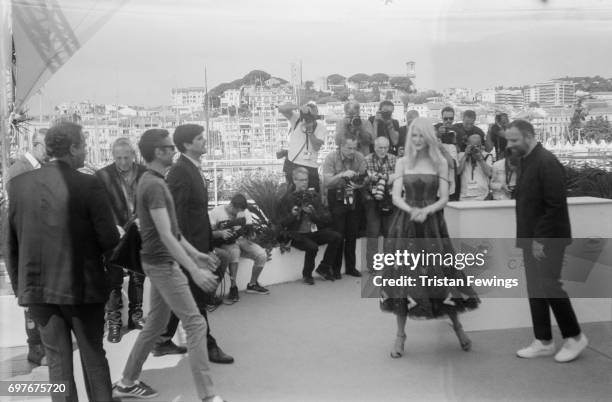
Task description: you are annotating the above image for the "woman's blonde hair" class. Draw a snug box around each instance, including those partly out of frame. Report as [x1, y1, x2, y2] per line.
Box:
[403, 117, 444, 170]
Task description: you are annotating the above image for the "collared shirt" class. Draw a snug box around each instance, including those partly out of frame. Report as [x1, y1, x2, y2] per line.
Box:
[322, 150, 367, 182]
[287, 112, 327, 168]
[365, 153, 396, 177]
[24, 152, 41, 170]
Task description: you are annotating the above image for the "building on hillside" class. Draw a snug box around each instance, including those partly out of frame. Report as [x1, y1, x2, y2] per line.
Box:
[524, 80, 576, 107]
[171, 87, 206, 111]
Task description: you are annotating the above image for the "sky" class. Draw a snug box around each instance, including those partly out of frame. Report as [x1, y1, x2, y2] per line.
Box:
[27, 0, 612, 113]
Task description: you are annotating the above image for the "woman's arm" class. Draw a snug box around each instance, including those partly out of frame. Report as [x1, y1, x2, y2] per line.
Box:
[391, 159, 413, 214]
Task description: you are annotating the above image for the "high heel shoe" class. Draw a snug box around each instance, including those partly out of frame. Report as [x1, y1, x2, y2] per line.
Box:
[450, 323, 472, 351]
[390, 334, 407, 358]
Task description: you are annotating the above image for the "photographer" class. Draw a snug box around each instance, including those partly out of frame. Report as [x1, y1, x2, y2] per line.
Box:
[323, 135, 368, 278]
[452, 110, 489, 153]
[435, 106, 460, 200]
[397, 110, 420, 157]
[364, 137, 396, 273]
[487, 112, 510, 161]
[279, 167, 342, 284]
[490, 147, 520, 200]
[368, 100, 400, 155]
[335, 100, 374, 156]
[278, 102, 327, 190]
[457, 134, 494, 201]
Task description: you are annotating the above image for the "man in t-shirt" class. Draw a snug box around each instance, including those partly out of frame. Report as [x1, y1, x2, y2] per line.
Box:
[113, 129, 225, 401]
[452, 110, 487, 153]
[278, 102, 327, 190]
[209, 193, 270, 303]
[457, 134, 494, 201]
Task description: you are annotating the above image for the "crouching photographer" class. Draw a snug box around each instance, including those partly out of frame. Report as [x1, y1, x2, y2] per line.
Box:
[322, 135, 368, 278]
[278, 102, 327, 191]
[280, 167, 343, 284]
[364, 137, 396, 273]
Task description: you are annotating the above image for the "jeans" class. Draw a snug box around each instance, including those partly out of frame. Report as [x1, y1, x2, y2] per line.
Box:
[123, 261, 215, 399]
[159, 248, 229, 350]
[29, 303, 112, 402]
[288, 229, 343, 277]
[364, 200, 392, 272]
[105, 264, 144, 326]
[523, 244, 581, 340]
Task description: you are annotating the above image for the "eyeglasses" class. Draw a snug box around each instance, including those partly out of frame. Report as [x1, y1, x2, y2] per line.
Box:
[156, 145, 175, 151]
[443, 117, 454, 122]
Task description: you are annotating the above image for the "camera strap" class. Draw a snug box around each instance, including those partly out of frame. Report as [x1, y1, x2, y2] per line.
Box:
[290, 120, 317, 163]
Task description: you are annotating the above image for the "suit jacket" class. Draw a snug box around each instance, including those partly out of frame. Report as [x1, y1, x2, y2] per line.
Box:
[95, 162, 147, 227]
[515, 143, 571, 249]
[166, 154, 214, 252]
[7, 154, 37, 190]
[7, 160, 120, 305]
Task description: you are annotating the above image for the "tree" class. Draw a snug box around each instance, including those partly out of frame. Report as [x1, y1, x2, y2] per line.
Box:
[333, 87, 350, 101]
[389, 76, 413, 93]
[402, 90, 442, 105]
[243, 70, 272, 85]
[327, 74, 346, 86]
[369, 73, 389, 85]
[582, 116, 612, 142]
[348, 73, 370, 83]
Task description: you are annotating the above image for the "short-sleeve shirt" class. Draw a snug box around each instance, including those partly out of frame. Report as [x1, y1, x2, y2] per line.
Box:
[458, 151, 493, 201]
[209, 205, 253, 229]
[136, 170, 181, 265]
[452, 123, 486, 153]
[322, 150, 367, 189]
[287, 112, 328, 168]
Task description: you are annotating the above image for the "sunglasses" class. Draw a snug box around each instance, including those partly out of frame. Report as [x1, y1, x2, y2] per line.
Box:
[443, 117, 454, 122]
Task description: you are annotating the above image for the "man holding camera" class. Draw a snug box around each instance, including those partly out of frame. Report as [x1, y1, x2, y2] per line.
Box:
[278, 102, 327, 190]
[487, 112, 510, 161]
[368, 100, 400, 155]
[335, 100, 374, 156]
[452, 110, 488, 153]
[363, 137, 396, 273]
[435, 106, 460, 200]
[457, 134, 494, 201]
[279, 167, 343, 284]
[323, 135, 368, 278]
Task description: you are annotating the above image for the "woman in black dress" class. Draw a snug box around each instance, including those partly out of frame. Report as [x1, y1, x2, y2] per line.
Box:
[381, 118, 480, 357]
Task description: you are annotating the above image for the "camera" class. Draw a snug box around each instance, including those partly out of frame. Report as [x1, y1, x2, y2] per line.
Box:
[379, 111, 392, 120]
[294, 188, 318, 208]
[439, 126, 456, 145]
[340, 171, 368, 210]
[349, 116, 362, 129]
[276, 149, 288, 159]
[300, 110, 323, 122]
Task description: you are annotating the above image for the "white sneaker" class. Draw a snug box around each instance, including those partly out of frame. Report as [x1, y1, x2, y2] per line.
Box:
[554, 333, 588, 363]
[516, 339, 556, 358]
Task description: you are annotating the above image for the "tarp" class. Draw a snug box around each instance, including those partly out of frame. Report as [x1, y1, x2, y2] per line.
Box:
[12, 0, 128, 110]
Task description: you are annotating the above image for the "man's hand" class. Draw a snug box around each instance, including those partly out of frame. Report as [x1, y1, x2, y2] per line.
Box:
[302, 205, 315, 215]
[532, 240, 546, 261]
[342, 170, 357, 179]
[191, 269, 218, 293]
[195, 252, 220, 272]
[218, 229, 233, 240]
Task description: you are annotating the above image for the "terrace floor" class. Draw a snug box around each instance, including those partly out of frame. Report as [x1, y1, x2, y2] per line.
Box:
[1, 277, 611, 402]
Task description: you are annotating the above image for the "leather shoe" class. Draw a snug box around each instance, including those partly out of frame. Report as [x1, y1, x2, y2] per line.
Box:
[345, 269, 362, 277]
[152, 340, 187, 356]
[107, 324, 122, 343]
[128, 316, 145, 330]
[208, 346, 234, 364]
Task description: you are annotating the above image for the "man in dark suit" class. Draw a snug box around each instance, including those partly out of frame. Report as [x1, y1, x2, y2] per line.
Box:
[507, 119, 588, 363]
[6, 130, 48, 366]
[152, 124, 234, 364]
[95, 138, 147, 343]
[7, 122, 120, 401]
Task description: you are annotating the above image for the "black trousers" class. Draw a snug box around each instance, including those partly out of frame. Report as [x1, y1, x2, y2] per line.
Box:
[24, 308, 42, 346]
[29, 303, 112, 402]
[159, 249, 229, 350]
[105, 264, 144, 326]
[329, 198, 362, 274]
[288, 228, 343, 278]
[523, 244, 581, 340]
